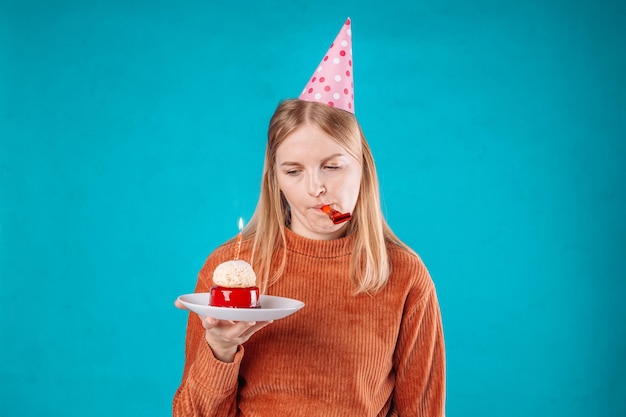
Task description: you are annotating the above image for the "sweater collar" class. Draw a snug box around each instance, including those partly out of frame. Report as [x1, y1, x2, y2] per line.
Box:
[284, 226, 356, 258]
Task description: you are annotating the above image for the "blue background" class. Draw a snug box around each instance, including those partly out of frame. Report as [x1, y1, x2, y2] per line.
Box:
[1, 0, 624, 416]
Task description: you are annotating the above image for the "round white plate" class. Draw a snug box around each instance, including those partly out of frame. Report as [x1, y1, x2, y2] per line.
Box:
[177, 293, 305, 321]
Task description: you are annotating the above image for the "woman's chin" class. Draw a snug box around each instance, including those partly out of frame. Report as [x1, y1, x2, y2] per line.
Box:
[289, 215, 346, 239]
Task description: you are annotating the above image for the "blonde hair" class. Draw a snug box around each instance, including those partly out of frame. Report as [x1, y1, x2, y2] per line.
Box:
[241, 99, 413, 294]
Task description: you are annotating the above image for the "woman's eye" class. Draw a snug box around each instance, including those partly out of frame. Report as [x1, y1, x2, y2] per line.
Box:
[285, 169, 300, 175]
[324, 165, 341, 171]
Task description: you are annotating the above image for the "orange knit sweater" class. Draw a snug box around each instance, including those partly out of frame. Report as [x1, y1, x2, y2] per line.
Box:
[173, 228, 445, 416]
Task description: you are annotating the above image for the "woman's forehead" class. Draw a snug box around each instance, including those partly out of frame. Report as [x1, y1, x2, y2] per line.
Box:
[276, 131, 349, 161]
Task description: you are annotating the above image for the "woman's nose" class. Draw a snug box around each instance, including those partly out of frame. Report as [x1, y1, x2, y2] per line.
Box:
[307, 174, 326, 196]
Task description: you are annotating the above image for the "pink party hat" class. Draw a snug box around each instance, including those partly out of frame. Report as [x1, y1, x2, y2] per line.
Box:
[299, 18, 354, 113]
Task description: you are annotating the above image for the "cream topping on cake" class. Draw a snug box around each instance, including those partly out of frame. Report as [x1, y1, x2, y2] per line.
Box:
[212, 260, 257, 288]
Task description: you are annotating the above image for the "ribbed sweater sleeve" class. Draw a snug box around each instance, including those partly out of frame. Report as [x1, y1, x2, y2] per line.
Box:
[389, 251, 446, 416]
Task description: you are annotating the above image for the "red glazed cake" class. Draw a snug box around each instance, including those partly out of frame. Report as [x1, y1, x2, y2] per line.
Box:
[209, 260, 260, 308]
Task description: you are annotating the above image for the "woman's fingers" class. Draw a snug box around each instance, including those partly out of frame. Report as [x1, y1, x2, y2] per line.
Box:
[235, 320, 274, 342]
[200, 318, 274, 362]
[205, 316, 219, 327]
[244, 320, 273, 337]
[202, 318, 273, 343]
[221, 321, 257, 341]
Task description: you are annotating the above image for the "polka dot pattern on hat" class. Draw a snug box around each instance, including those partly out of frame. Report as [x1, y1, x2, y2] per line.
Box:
[299, 18, 354, 113]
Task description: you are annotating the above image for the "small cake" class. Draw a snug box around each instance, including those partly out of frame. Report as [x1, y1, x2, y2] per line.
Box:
[209, 260, 260, 308]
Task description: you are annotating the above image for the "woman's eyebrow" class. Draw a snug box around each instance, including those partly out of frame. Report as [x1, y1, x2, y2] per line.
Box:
[279, 153, 347, 167]
[322, 153, 346, 160]
[279, 161, 302, 167]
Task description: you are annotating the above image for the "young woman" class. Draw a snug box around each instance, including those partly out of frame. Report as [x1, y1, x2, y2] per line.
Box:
[173, 18, 445, 417]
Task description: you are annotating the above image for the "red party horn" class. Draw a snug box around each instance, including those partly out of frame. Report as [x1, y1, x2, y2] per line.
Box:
[321, 205, 352, 224]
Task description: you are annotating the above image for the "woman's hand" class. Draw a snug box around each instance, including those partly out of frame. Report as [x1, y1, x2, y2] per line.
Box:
[199, 317, 273, 362]
[174, 299, 273, 363]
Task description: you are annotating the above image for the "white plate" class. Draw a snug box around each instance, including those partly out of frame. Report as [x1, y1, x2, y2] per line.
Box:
[177, 293, 305, 321]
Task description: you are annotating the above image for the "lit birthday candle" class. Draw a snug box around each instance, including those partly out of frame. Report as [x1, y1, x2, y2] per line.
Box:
[234, 217, 244, 260]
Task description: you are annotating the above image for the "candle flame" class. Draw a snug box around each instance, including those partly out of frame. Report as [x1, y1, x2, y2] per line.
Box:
[238, 217, 244, 231]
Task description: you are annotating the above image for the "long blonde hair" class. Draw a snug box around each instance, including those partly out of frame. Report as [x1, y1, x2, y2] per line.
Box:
[241, 99, 413, 294]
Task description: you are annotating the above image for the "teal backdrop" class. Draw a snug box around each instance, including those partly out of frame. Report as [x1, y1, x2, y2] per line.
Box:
[1, 0, 624, 416]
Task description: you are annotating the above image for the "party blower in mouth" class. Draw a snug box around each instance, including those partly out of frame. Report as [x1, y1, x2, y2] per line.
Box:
[321, 205, 352, 224]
